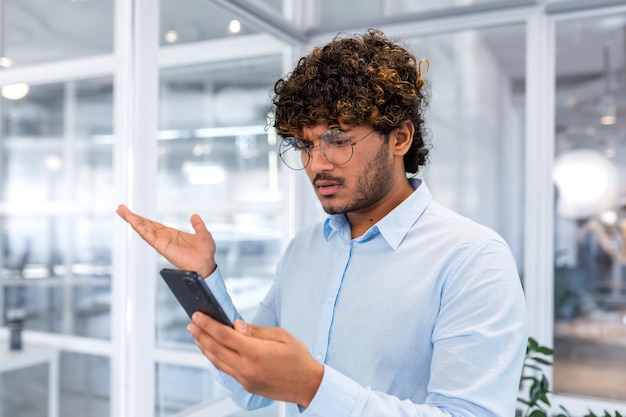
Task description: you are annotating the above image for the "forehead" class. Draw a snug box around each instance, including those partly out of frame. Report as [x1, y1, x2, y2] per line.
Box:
[298, 120, 364, 139]
[301, 123, 331, 140]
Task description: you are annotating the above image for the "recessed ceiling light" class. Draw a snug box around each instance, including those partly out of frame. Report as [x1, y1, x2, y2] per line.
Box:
[164, 30, 179, 43]
[600, 115, 616, 125]
[0, 57, 13, 68]
[1, 83, 30, 100]
[228, 19, 241, 34]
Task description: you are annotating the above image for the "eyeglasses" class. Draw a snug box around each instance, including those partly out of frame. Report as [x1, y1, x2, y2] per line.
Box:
[278, 129, 377, 170]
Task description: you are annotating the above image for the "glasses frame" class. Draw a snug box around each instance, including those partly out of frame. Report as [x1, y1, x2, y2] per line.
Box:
[279, 129, 377, 170]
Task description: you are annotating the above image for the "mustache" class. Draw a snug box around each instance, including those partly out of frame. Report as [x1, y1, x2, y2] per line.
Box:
[312, 173, 345, 185]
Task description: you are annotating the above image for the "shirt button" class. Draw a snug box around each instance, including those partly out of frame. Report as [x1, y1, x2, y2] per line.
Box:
[316, 354, 322, 361]
[328, 297, 333, 303]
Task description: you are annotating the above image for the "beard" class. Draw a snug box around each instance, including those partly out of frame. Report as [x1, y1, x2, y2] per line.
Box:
[319, 143, 395, 215]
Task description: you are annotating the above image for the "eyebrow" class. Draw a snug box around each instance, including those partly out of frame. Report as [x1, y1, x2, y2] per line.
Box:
[297, 128, 352, 145]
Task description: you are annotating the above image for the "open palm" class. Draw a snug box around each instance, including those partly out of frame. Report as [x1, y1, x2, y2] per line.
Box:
[116, 204, 218, 278]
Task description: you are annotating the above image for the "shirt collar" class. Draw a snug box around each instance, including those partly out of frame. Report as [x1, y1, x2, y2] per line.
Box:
[323, 178, 432, 249]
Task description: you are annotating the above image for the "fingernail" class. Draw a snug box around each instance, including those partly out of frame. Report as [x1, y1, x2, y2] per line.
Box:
[237, 321, 248, 333]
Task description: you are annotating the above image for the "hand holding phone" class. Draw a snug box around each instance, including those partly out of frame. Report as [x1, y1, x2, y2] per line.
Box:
[160, 268, 233, 327]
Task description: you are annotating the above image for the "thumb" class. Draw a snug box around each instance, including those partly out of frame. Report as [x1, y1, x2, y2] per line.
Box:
[234, 320, 249, 334]
[234, 320, 283, 341]
[190, 214, 209, 235]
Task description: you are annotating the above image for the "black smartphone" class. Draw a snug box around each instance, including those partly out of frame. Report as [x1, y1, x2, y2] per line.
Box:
[160, 268, 233, 327]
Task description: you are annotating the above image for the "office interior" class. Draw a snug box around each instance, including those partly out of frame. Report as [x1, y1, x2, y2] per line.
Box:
[0, 0, 625, 416]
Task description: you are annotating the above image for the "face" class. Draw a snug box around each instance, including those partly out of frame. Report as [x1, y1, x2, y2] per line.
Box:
[301, 123, 397, 215]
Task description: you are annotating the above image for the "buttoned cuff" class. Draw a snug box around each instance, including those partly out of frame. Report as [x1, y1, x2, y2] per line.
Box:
[203, 267, 238, 325]
[300, 365, 367, 417]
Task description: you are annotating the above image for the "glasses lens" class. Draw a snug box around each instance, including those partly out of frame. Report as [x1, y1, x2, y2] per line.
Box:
[320, 130, 354, 165]
[279, 138, 308, 170]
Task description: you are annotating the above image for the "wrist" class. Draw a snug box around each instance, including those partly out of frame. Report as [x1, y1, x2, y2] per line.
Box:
[297, 362, 324, 408]
[200, 262, 217, 279]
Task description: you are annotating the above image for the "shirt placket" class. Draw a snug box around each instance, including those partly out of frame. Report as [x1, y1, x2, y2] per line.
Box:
[310, 238, 353, 363]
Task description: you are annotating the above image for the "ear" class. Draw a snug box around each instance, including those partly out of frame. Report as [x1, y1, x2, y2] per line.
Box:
[391, 120, 414, 157]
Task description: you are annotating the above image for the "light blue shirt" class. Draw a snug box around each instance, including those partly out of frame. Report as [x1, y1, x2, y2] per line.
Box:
[207, 179, 527, 417]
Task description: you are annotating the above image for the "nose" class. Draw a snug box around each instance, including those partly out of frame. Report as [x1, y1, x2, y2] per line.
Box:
[307, 144, 334, 172]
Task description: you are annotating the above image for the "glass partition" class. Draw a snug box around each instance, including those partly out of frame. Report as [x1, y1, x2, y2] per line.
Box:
[0, 78, 113, 416]
[156, 54, 284, 343]
[0, 78, 114, 337]
[154, 54, 286, 413]
[553, 12, 626, 402]
[408, 24, 526, 275]
[318, 0, 523, 27]
[160, 0, 269, 47]
[0, 0, 113, 67]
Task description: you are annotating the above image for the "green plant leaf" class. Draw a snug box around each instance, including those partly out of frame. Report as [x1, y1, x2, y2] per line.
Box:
[539, 394, 551, 406]
[529, 409, 547, 417]
[529, 381, 543, 403]
[536, 346, 554, 355]
[530, 357, 553, 366]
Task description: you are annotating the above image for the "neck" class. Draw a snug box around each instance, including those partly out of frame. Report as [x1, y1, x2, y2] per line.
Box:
[347, 179, 414, 239]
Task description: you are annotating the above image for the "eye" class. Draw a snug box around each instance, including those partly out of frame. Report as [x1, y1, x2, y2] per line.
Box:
[324, 132, 352, 147]
[328, 137, 352, 147]
[284, 138, 309, 151]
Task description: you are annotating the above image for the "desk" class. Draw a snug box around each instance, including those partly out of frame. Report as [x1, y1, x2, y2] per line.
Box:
[0, 346, 59, 417]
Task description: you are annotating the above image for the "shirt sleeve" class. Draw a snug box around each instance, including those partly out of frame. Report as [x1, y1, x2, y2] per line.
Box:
[203, 267, 275, 411]
[301, 366, 452, 417]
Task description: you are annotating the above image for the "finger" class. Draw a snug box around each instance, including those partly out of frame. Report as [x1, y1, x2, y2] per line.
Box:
[116, 205, 152, 237]
[192, 313, 255, 352]
[116, 204, 138, 223]
[187, 321, 244, 376]
[235, 320, 287, 343]
[190, 214, 209, 235]
[116, 204, 129, 218]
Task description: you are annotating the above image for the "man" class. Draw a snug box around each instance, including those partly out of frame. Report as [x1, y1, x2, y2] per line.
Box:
[117, 29, 527, 417]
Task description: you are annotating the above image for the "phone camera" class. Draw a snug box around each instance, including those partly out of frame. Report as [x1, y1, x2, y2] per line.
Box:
[184, 278, 199, 293]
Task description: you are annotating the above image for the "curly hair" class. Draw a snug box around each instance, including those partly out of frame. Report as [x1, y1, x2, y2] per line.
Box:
[272, 29, 430, 174]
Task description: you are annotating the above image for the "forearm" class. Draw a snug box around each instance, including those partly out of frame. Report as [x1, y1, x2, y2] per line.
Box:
[202, 268, 278, 411]
[301, 366, 451, 417]
[302, 365, 513, 417]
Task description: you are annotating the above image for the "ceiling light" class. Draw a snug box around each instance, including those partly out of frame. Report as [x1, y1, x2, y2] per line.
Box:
[45, 155, 63, 172]
[164, 30, 179, 43]
[0, 56, 13, 68]
[228, 19, 241, 34]
[553, 149, 619, 219]
[598, 94, 616, 125]
[600, 115, 616, 125]
[1, 83, 30, 100]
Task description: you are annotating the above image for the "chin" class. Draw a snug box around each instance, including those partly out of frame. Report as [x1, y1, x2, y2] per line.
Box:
[320, 202, 341, 215]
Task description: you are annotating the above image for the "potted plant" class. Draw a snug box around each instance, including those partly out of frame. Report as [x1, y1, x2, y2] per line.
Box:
[517, 337, 624, 417]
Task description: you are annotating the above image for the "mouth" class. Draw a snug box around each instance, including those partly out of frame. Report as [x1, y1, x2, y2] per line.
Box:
[314, 179, 342, 196]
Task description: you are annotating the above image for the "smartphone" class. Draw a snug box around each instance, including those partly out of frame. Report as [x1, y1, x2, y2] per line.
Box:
[160, 268, 233, 327]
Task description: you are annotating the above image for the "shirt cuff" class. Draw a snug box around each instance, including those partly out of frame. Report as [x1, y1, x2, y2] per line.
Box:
[301, 365, 367, 417]
[203, 267, 239, 325]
